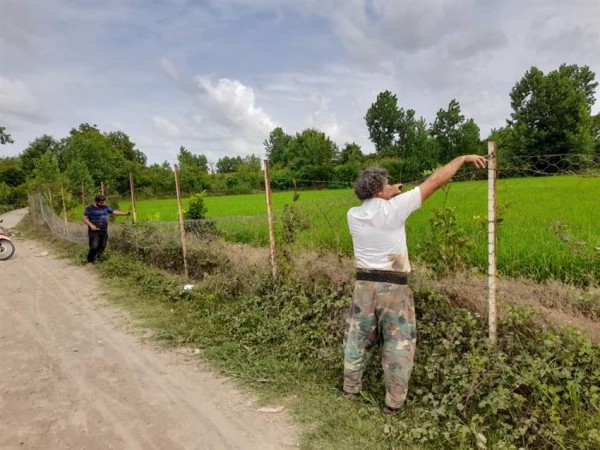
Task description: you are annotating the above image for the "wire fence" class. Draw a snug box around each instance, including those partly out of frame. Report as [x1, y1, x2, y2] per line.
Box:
[29, 152, 599, 288]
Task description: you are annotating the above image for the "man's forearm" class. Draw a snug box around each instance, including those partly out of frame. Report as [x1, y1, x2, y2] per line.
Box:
[426, 156, 466, 191]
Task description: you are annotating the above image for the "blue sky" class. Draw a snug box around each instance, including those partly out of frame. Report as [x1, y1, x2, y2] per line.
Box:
[1, 0, 599, 165]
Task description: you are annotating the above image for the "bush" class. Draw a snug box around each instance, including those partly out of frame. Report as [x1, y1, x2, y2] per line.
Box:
[185, 191, 207, 220]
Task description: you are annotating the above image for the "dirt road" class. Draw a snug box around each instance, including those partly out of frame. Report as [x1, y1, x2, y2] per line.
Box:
[0, 209, 297, 449]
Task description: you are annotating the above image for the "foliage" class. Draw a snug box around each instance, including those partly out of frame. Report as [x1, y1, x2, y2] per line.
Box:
[416, 207, 475, 276]
[507, 64, 598, 172]
[184, 191, 208, 220]
[86, 241, 600, 450]
[0, 157, 26, 187]
[431, 99, 482, 161]
[0, 126, 14, 145]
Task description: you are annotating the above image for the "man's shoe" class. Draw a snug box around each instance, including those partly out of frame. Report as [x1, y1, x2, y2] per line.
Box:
[382, 406, 400, 416]
[343, 392, 359, 400]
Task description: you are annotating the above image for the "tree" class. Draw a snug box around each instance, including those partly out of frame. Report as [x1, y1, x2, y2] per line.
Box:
[431, 99, 482, 161]
[286, 128, 338, 185]
[177, 146, 208, 172]
[106, 131, 147, 165]
[365, 91, 401, 154]
[20, 135, 60, 173]
[177, 146, 209, 193]
[216, 156, 243, 173]
[0, 126, 14, 145]
[61, 124, 122, 185]
[0, 157, 25, 187]
[365, 90, 431, 161]
[338, 142, 364, 165]
[508, 64, 598, 172]
[264, 127, 293, 166]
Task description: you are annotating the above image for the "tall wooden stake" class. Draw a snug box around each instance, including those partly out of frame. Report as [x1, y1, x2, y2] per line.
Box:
[129, 172, 137, 223]
[100, 181, 105, 196]
[61, 185, 68, 234]
[173, 164, 189, 280]
[487, 141, 498, 346]
[263, 160, 278, 279]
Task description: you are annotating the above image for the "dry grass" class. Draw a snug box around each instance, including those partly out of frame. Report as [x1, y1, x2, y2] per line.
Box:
[412, 267, 600, 343]
[210, 236, 600, 343]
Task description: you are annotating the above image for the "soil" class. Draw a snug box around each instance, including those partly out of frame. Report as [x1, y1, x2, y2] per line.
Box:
[0, 209, 297, 450]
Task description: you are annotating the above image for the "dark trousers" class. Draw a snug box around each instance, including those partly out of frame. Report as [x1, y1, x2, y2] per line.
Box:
[87, 229, 108, 263]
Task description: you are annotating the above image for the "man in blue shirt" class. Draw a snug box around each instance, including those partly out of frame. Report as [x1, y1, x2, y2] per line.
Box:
[83, 194, 130, 263]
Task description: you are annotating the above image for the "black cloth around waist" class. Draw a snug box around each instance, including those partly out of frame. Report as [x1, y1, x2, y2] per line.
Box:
[355, 268, 409, 285]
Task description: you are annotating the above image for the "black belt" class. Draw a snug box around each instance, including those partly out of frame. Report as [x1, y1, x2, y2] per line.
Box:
[355, 269, 409, 285]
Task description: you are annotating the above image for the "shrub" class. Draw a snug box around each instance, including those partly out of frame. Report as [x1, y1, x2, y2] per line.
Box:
[185, 191, 207, 220]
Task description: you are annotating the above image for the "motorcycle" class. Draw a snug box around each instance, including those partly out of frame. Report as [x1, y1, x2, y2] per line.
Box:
[0, 219, 15, 260]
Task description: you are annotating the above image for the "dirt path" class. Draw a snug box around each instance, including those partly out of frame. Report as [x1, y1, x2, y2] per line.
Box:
[0, 209, 297, 450]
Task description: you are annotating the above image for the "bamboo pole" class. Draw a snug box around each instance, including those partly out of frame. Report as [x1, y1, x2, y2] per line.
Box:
[129, 172, 137, 223]
[100, 181, 105, 196]
[173, 164, 189, 280]
[487, 141, 498, 346]
[263, 160, 278, 279]
[81, 181, 86, 208]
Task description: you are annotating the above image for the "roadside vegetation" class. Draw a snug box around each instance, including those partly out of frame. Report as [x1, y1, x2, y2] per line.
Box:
[20, 205, 600, 449]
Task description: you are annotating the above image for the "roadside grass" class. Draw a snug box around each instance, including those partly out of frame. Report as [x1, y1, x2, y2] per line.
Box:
[20, 215, 600, 450]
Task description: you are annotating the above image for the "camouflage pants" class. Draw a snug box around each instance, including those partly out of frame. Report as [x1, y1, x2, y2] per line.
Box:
[343, 280, 417, 409]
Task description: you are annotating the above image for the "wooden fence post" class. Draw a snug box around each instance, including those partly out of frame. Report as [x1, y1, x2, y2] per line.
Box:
[263, 160, 278, 279]
[173, 164, 189, 280]
[487, 141, 498, 346]
[129, 172, 137, 223]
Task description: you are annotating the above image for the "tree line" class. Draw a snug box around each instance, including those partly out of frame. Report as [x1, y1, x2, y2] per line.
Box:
[1, 63, 599, 211]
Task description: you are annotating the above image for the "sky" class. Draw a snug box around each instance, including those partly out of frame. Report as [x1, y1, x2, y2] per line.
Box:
[1, 0, 600, 166]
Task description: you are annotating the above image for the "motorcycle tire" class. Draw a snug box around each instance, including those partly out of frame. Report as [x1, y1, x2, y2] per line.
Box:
[0, 240, 15, 260]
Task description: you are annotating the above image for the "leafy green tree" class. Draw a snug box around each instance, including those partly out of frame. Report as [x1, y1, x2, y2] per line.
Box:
[365, 90, 433, 163]
[0, 157, 25, 187]
[106, 131, 147, 165]
[136, 162, 175, 196]
[63, 158, 94, 197]
[61, 124, 123, 185]
[338, 142, 364, 164]
[177, 146, 208, 172]
[431, 99, 482, 161]
[20, 135, 60, 173]
[264, 127, 293, 166]
[216, 156, 243, 173]
[365, 90, 401, 154]
[0, 126, 14, 145]
[508, 64, 598, 171]
[177, 146, 209, 193]
[286, 128, 338, 185]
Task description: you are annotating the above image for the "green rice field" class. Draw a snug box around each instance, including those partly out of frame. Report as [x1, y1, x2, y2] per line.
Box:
[72, 175, 600, 285]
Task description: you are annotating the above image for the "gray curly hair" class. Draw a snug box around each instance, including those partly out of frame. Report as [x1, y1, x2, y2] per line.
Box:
[353, 167, 388, 200]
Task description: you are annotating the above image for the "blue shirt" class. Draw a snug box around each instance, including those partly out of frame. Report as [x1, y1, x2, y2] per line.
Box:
[84, 204, 114, 231]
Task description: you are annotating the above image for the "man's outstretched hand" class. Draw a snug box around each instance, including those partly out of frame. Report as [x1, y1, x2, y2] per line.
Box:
[464, 154, 487, 169]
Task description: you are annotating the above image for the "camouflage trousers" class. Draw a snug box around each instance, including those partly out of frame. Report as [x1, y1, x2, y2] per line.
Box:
[343, 280, 417, 409]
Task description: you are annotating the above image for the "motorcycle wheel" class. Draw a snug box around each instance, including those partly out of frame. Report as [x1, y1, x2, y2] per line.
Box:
[0, 240, 15, 260]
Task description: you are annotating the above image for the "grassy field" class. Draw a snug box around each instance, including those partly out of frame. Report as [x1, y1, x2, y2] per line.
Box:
[71, 175, 600, 285]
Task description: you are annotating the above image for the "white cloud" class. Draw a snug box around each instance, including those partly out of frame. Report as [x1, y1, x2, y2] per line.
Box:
[0, 76, 39, 117]
[195, 76, 276, 135]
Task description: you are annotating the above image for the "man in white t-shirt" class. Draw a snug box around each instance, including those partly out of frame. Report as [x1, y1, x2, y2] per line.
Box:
[344, 154, 487, 415]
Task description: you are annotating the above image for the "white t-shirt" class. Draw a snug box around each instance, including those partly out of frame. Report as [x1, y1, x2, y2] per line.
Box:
[347, 187, 422, 272]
